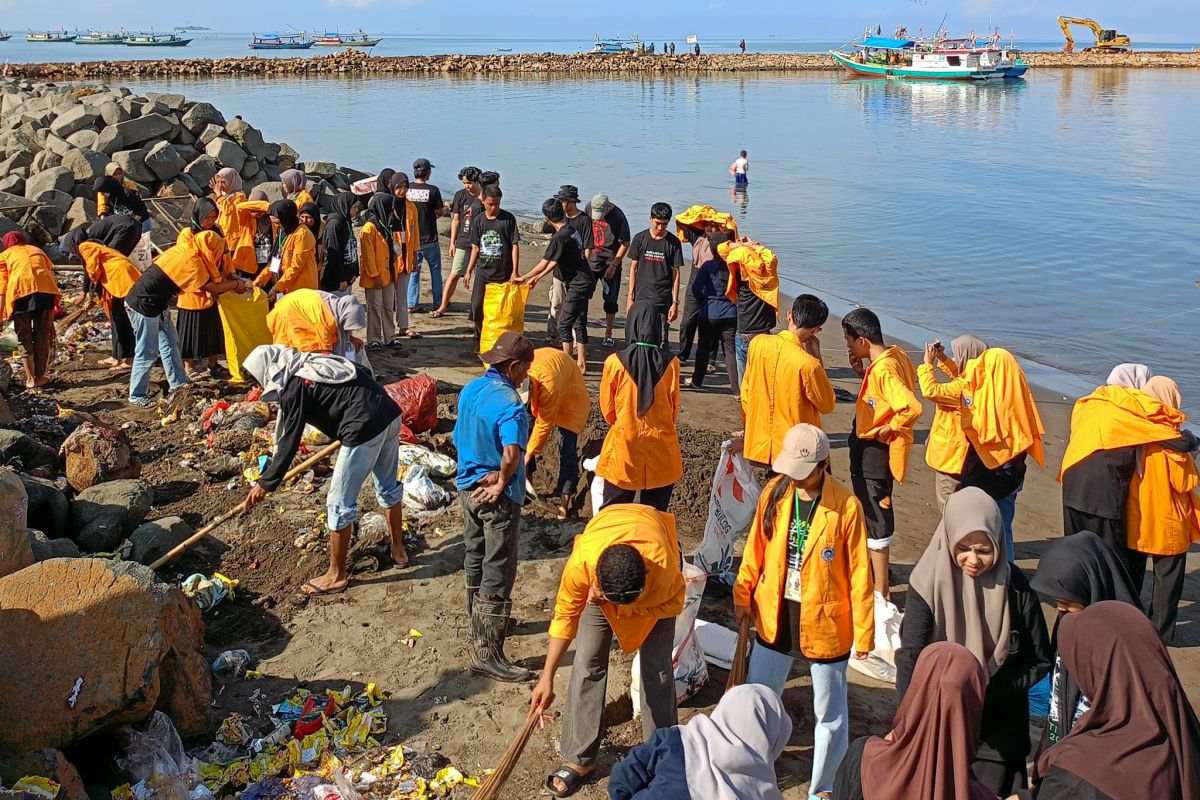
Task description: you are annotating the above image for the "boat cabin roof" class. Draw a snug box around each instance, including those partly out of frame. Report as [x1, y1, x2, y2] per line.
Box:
[860, 36, 915, 49]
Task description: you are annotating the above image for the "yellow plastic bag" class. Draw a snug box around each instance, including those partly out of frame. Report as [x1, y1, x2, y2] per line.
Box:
[218, 287, 273, 383]
[480, 282, 529, 356]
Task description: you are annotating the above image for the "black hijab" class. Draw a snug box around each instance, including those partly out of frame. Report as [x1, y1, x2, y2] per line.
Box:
[269, 199, 301, 236]
[1030, 531, 1143, 610]
[365, 194, 397, 260]
[616, 300, 674, 417]
[323, 192, 357, 252]
[190, 197, 221, 235]
[93, 175, 121, 196]
[298, 201, 321, 239]
[59, 227, 87, 264]
[86, 214, 142, 256]
[376, 168, 396, 198]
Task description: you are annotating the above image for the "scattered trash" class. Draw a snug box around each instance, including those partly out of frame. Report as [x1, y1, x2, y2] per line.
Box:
[115, 711, 198, 800]
[383, 376, 439, 434]
[6, 776, 61, 799]
[67, 676, 84, 709]
[212, 650, 254, 681]
[395, 445, 456, 479]
[400, 466, 451, 513]
[181, 573, 239, 612]
[400, 630, 422, 648]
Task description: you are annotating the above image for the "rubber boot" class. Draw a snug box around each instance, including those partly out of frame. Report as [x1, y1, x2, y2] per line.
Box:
[470, 597, 532, 682]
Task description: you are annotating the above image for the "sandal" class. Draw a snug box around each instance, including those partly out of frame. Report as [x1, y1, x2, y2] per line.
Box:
[545, 767, 590, 798]
[368, 342, 383, 352]
[428, 308, 446, 319]
[405, 329, 422, 339]
[300, 580, 348, 597]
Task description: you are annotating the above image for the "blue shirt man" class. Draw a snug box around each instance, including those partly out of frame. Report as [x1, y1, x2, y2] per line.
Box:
[456, 365, 530, 504]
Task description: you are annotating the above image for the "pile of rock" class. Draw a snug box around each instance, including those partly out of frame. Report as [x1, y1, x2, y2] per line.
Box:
[0, 77, 369, 244]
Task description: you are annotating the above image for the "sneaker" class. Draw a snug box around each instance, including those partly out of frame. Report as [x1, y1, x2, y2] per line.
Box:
[603, 337, 615, 347]
[128, 397, 154, 408]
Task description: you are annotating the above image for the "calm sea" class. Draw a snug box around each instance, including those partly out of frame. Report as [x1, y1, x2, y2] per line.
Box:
[116, 68, 1198, 416]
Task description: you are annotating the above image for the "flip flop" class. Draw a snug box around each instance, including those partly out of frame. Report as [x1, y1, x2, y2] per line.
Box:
[545, 767, 589, 798]
[428, 309, 446, 318]
[405, 329, 423, 339]
[300, 580, 348, 597]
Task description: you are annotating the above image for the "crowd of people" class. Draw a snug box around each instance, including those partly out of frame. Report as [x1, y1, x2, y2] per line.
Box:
[0, 156, 1197, 799]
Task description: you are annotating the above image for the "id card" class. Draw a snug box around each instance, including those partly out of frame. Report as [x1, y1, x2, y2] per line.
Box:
[269, 256, 282, 275]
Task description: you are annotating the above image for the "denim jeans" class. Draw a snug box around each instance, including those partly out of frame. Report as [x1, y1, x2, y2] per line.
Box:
[327, 417, 404, 530]
[748, 644, 849, 798]
[408, 242, 444, 308]
[997, 489, 1018, 557]
[127, 306, 187, 403]
[734, 332, 754, 387]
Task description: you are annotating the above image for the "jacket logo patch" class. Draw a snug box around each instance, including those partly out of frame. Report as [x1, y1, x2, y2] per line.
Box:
[866, 397, 877, 408]
[821, 546, 835, 562]
[963, 396, 973, 407]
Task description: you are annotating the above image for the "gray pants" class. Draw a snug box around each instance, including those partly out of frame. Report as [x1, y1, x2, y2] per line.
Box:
[559, 605, 676, 767]
[935, 471, 960, 514]
[461, 493, 521, 599]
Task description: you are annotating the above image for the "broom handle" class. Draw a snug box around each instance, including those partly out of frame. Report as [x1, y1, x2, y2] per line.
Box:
[56, 299, 96, 329]
[725, 614, 752, 692]
[149, 440, 342, 570]
[473, 709, 540, 800]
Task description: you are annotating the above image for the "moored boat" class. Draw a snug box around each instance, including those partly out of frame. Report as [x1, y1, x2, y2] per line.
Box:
[250, 33, 314, 50]
[830, 35, 1002, 81]
[588, 34, 638, 54]
[0, 31, 11, 42]
[26, 30, 76, 43]
[123, 32, 192, 47]
[312, 30, 382, 47]
[77, 30, 125, 45]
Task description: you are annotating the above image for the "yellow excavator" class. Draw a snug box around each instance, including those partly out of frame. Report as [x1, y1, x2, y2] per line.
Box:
[1058, 16, 1132, 52]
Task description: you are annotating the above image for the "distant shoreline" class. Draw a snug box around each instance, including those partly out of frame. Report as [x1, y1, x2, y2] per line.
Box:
[8, 49, 1199, 80]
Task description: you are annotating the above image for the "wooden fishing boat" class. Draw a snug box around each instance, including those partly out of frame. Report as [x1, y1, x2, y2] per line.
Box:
[77, 30, 125, 45]
[312, 30, 382, 47]
[0, 32, 12, 42]
[830, 35, 1002, 81]
[588, 34, 638, 54]
[26, 30, 77, 43]
[250, 33, 314, 50]
[124, 32, 192, 47]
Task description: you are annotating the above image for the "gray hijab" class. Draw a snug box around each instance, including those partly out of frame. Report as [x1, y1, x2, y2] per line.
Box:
[951, 334, 989, 373]
[242, 345, 357, 402]
[1106, 363, 1153, 389]
[908, 486, 1012, 675]
[679, 684, 791, 800]
[317, 291, 366, 357]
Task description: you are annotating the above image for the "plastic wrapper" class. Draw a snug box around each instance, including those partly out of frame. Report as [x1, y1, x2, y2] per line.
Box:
[400, 465, 451, 512]
[180, 573, 238, 612]
[116, 712, 197, 800]
[849, 591, 903, 684]
[395, 444, 456, 479]
[9, 777, 60, 799]
[211, 649, 253, 680]
[382, 375, 439, 434]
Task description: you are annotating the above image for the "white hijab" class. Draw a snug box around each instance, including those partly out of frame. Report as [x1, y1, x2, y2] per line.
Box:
[242, 345, 357, 401]
[679, 684, 791, 800]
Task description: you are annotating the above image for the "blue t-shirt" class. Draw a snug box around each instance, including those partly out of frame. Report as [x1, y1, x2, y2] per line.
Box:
[454, 367, 529, 504]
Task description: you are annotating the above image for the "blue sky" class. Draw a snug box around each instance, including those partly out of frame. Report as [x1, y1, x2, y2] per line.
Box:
[6, 1, 1197, 42]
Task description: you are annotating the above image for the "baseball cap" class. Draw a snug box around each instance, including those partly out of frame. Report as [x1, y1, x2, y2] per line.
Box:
[413, 158, 435, 170]
[555, 185, 581, 202]
[480, 331, 535, 365]
[772, 424, 830, 481]
[590, 193, 610, 220]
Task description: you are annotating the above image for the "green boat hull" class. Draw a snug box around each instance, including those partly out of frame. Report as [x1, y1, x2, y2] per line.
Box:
[830, 50, 994, 81]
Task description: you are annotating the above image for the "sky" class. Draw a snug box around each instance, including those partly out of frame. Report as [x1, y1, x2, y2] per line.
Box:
[4, 0, 1197, 43]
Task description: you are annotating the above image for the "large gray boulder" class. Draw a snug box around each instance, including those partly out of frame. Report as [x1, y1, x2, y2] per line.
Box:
[180, 102, 225, 135]
[95, 101, 130, 127]
[0, 151, 33, 174]
[28, 529, 80, 562]
[24, 165, 73, 200]
[144, 141, 185, 181]
[31, 189, 72, 213]
[0, 430, 58, 470]
[111, 114, 174, 148]
[60, 148, 108, 182]
[111, 148, 155, 185]
[0, 472, 32, 580]
[43, 135, 75, 158]
[302, 161, 338, 179]
[64, 129, 98, 150]
[144, 91, 186, 112]
[204, 137, 245, 172]
[63, 197, 96, 231]
[69, 478, 153, 552]
[29, 150, 62, 175]
[225, 118, 267, 160]
[127, 516, 193, 566]
[183, 154, 219, 188]
[197, 123, 223, 146]
[252, 180, 285, 203]
[0, 175, 24, 195]
[48, 106, 97, 139]
[240, 157, 260, 180]
[93, 126, 122, 156]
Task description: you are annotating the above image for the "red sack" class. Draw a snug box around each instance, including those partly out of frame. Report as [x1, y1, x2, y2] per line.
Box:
[399, 423, 420, 445]
[384, 375, 439, 434]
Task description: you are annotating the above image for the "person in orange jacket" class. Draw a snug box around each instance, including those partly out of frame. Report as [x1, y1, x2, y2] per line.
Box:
[596, 301, 682, 511]
[60, 227, 142, 374]
[210, 168, 256, 276]
[170, 199, 241, 380]
[842, 307, 922, 599]
[1125, 376, 1200, 643]
[734, 423, 874, 799]
[739, 294, 835, 467]
[386, 173, 422, 342]
[0, 232, 60, 389]
[254, 200, 318, 300]
[267, 289, 367, 362]
[525, 347, 590, 519]
[918, 334, 988, 512]
[531, 503, 685, 798]
[280, 168, 314, 209]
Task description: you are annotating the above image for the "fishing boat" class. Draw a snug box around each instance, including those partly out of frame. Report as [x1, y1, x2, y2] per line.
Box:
[312, 30, 382, 47]
[77, 30, 125, 45]
[26, 30, 77, 43]
[250, 33, 314, 50]
[588, 34, 639, 54]
[830, 35, 1002, 81]
[124, 32, 192, 47]
[0, 32, 11, 42]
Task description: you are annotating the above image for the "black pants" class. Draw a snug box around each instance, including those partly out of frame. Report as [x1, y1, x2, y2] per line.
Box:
[110, 296, 135, 360]
[677, 279, 702, 360]
[692, 317, 737, 391]
[1126, 550, 1187, 643]
[461, 492, 521, 600]
[654, 301, 672, 351]
[972, 757, 1027, 797]
[599, 480, 674, 512]
[1063, 506, 1127, 559]
[559, 277, 597, 345]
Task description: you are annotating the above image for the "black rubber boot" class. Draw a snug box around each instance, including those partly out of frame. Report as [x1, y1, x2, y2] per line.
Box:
[470, 597, 532, 682]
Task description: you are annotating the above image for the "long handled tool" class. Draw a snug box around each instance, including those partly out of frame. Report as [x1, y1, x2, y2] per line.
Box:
[149, 440, 342, 570]
[472, 709, 541, 800]
[56, 299, 96, 330]
[725, 614, 752, 692]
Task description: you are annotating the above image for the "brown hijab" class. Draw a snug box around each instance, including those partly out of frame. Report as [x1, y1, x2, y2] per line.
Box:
[861, 642, 994, 800]
[950, 334, 989, 373]
[1142, 375, 1183, 411]
[1038, 601, 1200, 799]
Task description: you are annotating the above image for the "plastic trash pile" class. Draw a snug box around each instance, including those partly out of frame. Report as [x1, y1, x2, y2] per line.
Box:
[181, 573, 239, 612]
[395, 445, 457, 516]
[0, 776, 61, 799]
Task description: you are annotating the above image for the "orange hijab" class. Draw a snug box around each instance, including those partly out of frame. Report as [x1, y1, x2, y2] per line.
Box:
[718, 239, 778, 310]
[1060, 385, 1186, 478]
[959, 348, 1045, 469]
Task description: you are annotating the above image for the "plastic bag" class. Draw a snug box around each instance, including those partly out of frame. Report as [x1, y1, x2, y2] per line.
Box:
[479, 282, 529, 357]
[218, 288, 273, 384]
[116, 711, 197, 800]
[849, 591, 902, 684]
[631, 563, 709, 712]
[180, 573, 238, 612]
[582, 456, 603, 515]
[383, 375, 439, 434]
[396, 444, 457, 479]
[211, 649, 253, 680]
[401, 465, 451, 512]
[692, 441, 762, 578]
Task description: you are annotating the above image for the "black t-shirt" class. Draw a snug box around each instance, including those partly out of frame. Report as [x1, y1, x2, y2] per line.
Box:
[469, 209, 520, 283]
[564, 212, 594, 252]
[583, 203, 631, 265]
[629, 230, 684, 304]
[406, 182, 444, 246]
[451, 189, 482, 249]
[545, 224, 589, 286]
[124, 264, 181, 318]
[737, 281, 778, 335]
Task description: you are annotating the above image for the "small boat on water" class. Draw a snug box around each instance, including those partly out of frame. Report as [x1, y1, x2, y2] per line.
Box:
[26, 30, 77, 43]
[831, 34, 1003, 81]
[250, 33, 314, 50]
[0, 32, 11, 42]
[312, 30, 382, 47]
[77, 30, 125, 45]
[124, 32, 192, 47]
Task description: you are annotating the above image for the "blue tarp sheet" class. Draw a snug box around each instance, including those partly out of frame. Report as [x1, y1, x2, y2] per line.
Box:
[862, 36, 915, 49]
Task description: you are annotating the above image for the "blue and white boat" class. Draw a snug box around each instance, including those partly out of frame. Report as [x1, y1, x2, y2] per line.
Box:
[249, 33, 313, 50]
[589, 34, 638, 55]
[831, 35, 1003, 81]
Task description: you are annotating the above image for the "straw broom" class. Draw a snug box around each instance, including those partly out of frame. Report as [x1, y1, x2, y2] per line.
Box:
[472, 709, 541, 800]
[725, 614, 753, 691]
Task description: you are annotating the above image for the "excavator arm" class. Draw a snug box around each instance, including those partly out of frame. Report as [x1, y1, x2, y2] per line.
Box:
[1058, 16, 1131, 53]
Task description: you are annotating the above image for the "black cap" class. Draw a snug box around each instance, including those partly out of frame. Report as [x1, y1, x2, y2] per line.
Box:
[412, 158, 435, 170]
[554, 184, 580, 202]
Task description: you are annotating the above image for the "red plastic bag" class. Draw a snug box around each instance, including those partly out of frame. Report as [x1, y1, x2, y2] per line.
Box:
[384, 375, 439, 434]
[399, 423, 420, 445]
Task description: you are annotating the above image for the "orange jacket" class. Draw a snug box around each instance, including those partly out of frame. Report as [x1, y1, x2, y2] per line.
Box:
[855, 345, 922, 482]
[392, 199, 421, 276]
[79, 242, 140, 317]
[917, 358, 969, 475]
[291, 189, 315, 209]
[527, 347, 590, 457]
[734, 473, 875, 659]
[549, 504, 685, 653]
[597, 354, 683, 491]
[266, 288, 337, 353]
[1061, 386, 1186, 477]
[357, 222, 393, 290]
[719, 239, 778, 310]
[959, 348, 1045, 469]
[741, 330, 835, 465]
[220, 194, 266, 275]
[255, 226, 318, 295]
[1128, 443, 1200, 556]
[153, 229, 225, 311]
[0, 244, 59, 320]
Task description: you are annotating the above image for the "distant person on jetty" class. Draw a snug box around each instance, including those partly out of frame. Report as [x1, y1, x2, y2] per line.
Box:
[432, 165, 482, 319]
[694, 42, 701, 56]
[0, 232, 60, 389]
[669, 42, 676, 55]
[731, 150, 750, 185]
[517, 198, 592, 374]
[466, 182, 520, 344]
[406, 158, 445, 313]
[583, 193, 631, 348]
[523, 346, 590, 520]
[740, 38, 747, 53]
[242, 344, 408, 596]
[532, 502, 685, 798]
[842, 307, 922, 600]
[454, 331, 536, 683]
[627, 202, 684, 348]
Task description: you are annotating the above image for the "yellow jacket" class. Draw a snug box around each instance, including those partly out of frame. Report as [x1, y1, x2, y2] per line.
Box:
[0, 244, 59, 320]
[855, 345, 922, 483]
[719, 239, 778, 310]
[740, 330, 835, 465]
[79, 242, 140, 317]
[675, 204, 739, 240]
[527, 347, 591, 457]
[1128, 442, 1200, 556]
[550, 504, 685, 653]
[266, 288, 337, 353]
[232, 200, 271, 275]
[392, 199, 421, 276]
[357, 222, 393, 290]
[597, 354, 683, 491]
[254, 226, 318, 295]
[959, 348, 1045, 469]
[917, 357, 969, 475]
[734, 473, 875, 659]
[1061, 386, 1186, 477]
[153, 229, 225, 311]
[292, 189, 315, 209]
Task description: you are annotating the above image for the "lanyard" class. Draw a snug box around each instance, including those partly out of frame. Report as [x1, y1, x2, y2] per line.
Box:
[274, 230, 287, 256]
[790, 490, 821, 558]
